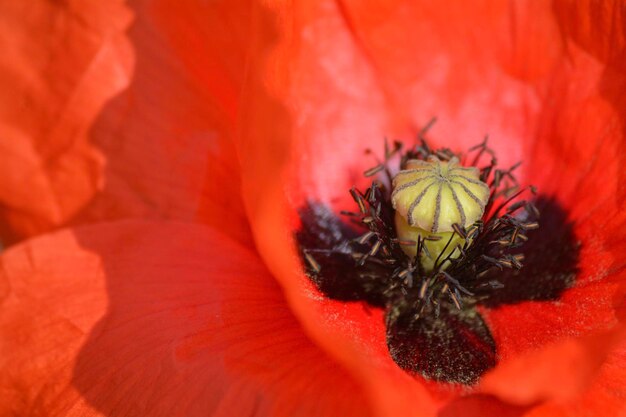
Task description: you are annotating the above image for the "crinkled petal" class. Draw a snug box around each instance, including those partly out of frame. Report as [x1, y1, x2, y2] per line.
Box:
[0, 221, 371, 417]
[75, 1, 256, 247]
[0, 0, 132, 243]
[0, 1, 254, 247]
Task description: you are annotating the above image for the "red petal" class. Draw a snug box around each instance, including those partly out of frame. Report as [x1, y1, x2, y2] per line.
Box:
[520, 339, 626, 417]
[479, 0, 626, 402]
[0, 2, 253, 247]
[480, 323, 626, 404]
[0, 1, 133, 243]
[553, 0, 626, 66]
[0, 221, 371, 417]
[76, 1, 255, 247]
[439, 394, 532, 417]
[239, 0, 626, 413]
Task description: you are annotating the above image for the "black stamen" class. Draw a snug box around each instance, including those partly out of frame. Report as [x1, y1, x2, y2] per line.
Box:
[364, 164, 385, 177]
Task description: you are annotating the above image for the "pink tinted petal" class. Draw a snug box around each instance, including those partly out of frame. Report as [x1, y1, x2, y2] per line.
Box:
[0, 221, 371, 417]
[337, 0, 564, 170]
[240, 1, 412, 217]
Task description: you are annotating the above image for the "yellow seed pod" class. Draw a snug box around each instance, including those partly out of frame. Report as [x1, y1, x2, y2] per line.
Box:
[392, 156, 489, 233]
[392, 156, 490, 270]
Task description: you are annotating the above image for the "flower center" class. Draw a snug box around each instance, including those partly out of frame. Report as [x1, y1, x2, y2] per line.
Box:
[294, 125, 579, 386]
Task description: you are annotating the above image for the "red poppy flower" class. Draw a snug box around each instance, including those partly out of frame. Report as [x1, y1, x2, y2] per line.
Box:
[1, 1, 625, 416]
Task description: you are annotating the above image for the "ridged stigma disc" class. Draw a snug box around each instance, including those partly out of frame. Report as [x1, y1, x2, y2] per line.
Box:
[391, 156, 489, 233]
